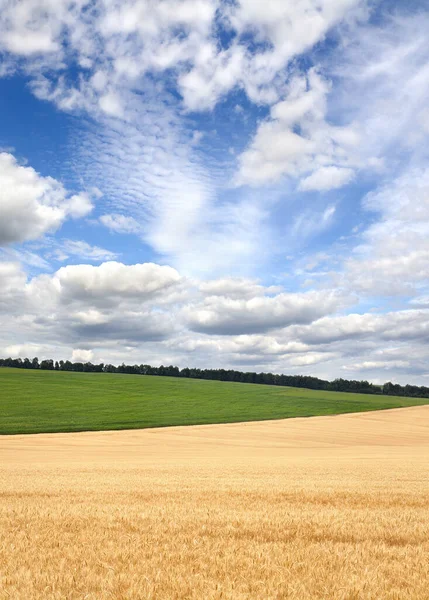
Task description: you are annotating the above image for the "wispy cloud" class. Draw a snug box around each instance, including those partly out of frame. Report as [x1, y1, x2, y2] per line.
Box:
[49, 240, 119, 263]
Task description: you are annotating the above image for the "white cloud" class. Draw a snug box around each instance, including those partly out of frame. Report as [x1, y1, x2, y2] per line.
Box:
[76, 105, 274, 276]
[0, 248, 50, 269]
[199, 277, 282, 299]
[99, 91, 123, 117]
[292, 204, 336, 240]
[289, 310, 429, 346]
[51, 240, 118, 262]
[0, 260, 185, 350]
[236, 69, 361, 187]
[0, 261, 26, 295]
[299, 166, 354, 191]
[49, 261, 181, 305]
[71, 348, 94, 363]
[2, 258, 429, 383]
[67, 193, 94, 219]
[345, 360, 410, 371]
[343, 169, 429, 295]
[225, 0, 363, 60]
[171, 334, 309, 357]
[0, 0, 366, 116]
[100, 214, 142, 235]
[186, 290, 347, 335]
[410, 296, 429, 308]
[2, 30, 58, 55]
[236, 10, 429, 191]
[0, 153, 94, 246]
[0, 261, 28, 315]
[178, 45, 246, 111]
[288, 352, 333, 367]
[0, 0, 375, 275]
[0, 0, 68, 56]
[3, 343, 43, 358]
[180, 0, 364, 109]
[331, 11, 429, 161]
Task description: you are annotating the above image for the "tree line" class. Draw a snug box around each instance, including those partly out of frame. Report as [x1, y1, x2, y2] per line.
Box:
[1, 355, 429, 399]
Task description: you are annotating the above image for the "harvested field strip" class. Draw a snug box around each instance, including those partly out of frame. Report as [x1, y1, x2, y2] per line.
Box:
[1, 406, 429, 599]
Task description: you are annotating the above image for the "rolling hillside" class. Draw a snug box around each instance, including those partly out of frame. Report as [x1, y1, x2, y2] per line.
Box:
[1, 367, 428, 434]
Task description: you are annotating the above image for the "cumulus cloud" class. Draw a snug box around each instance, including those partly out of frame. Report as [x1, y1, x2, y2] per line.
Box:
[0, 153, 94, 246]
[66, 193, 94, 219]
[71, 348, 94, 363]
[45, 261, 182, 306]
[172, 334, 309, 357]
[2, 258, 429, 383]
[180, 0, 363, 109]
[235, 69, 361, 187]
[0, 262, 27, 314]
[169, 305, 429, 382]
[199, 277, 282, 300]
[236, 10, 429, 190]
[0, 261, 26, 292]
[68, 310, 176, 344]
[225, 0, 363, 69]
[186, 290, 347, 335]
[0, 0, 67, 56]
[0, 0, 365, 113]
[0, 261, 184, 350]
[288, 310, 429, 346]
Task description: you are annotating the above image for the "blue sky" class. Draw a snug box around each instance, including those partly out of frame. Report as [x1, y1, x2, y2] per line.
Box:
[1, 0, 429, 383]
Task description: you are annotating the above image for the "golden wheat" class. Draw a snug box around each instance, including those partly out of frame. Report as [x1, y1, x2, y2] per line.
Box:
[1, 406, 429, 599]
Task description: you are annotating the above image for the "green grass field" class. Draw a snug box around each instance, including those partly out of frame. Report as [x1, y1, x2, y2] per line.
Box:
[1, 367, 428, 435]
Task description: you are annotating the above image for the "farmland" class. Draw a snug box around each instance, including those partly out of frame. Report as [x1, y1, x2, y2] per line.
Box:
[1, 367, 429, 435]
[1, 406, 429, 599]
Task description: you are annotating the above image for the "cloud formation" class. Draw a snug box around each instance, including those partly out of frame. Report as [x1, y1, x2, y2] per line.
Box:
[1, 1, 429, 386]
[236, 69, 361, 187]
[1, 258, 429, 384]
[342, 169, 429, 295]
[186, 290, 347, 335]
[0, 0, 364, 111]
[0, 153, 94, 245]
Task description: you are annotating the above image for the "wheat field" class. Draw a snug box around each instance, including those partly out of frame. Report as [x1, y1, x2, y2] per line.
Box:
[1, 406, 429, 599]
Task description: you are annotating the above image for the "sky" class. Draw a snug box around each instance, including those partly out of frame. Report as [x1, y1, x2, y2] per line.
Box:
[1, 0, 429, 384]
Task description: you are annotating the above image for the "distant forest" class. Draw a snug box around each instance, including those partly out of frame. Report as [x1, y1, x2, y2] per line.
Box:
[2, 356, 429, 399]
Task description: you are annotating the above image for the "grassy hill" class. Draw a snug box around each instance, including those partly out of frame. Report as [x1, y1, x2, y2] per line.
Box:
[1, 366, 428, 434]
